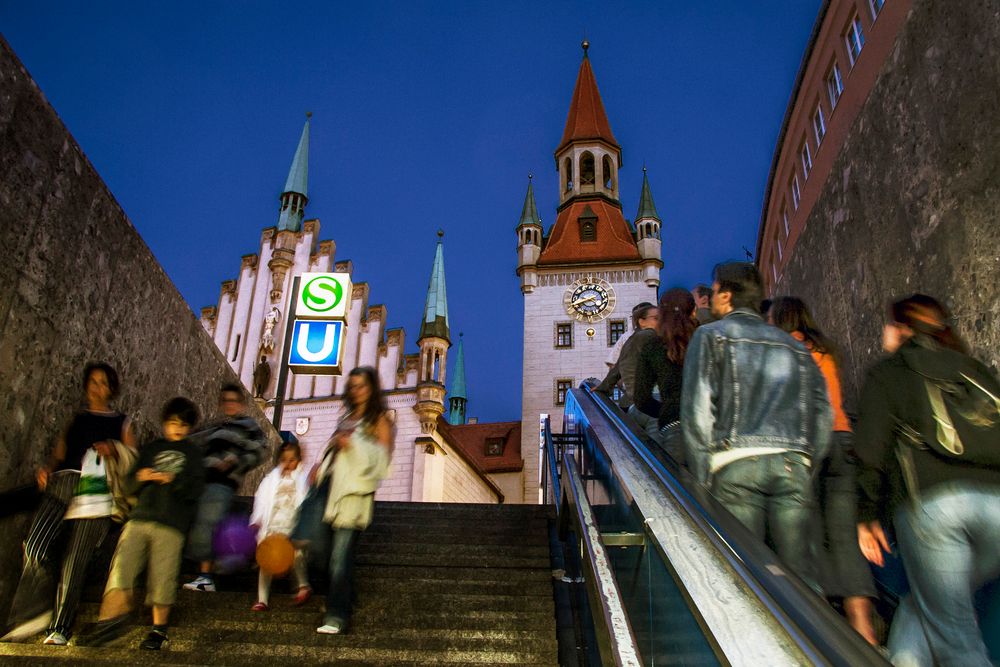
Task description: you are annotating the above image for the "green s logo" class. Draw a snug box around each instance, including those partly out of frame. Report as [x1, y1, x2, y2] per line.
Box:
[302, 276, 343, 312]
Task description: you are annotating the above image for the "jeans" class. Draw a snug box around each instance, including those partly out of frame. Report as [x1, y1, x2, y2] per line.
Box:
[186, 482, 235, 562]
[889, 482, 1000, 667]
[325, 528, 359, 628]
[711, 451, 817, 589]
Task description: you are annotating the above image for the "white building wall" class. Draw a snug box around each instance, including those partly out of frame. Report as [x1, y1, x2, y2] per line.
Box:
[520, 266, 656, 502]
[442, 446, 497, 504]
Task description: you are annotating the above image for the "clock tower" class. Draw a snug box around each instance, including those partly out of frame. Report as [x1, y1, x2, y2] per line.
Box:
[516, 42, 662, 502]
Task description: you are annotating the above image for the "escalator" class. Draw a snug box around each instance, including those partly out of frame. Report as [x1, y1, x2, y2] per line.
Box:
[543, 385, 890, 666]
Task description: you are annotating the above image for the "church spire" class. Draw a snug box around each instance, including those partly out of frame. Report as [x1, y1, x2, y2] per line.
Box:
[418, 231, 450, 343]
[556, 43, 619, 157]
[276, 113, 310, 232]
[635, 167, 661, 222]
[518, 176, 542, 228]
[447, 334, 467, 425]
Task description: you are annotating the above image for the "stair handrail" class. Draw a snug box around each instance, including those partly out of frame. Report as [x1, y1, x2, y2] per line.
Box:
[577, 384, 889, 667]
[558, 448, 642, 667]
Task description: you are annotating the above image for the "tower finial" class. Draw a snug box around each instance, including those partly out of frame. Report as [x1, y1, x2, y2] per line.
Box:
[437, 229, 444, 239]
[306, 111, 312, 119]
[581, 39, 589, 57]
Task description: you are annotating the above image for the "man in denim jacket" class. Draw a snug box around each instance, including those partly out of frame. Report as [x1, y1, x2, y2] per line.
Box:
[681, 262, 832, 584]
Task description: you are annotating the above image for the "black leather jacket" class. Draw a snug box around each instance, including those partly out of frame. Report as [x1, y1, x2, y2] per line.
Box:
[680, 308, 833, 483]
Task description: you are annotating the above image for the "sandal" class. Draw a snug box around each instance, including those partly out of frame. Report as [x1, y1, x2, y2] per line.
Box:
[294, 587, 312, 606]
[251, 602, 269, 612]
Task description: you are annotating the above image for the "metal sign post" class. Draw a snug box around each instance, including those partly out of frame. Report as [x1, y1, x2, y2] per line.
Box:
[271, 276, 300, 431]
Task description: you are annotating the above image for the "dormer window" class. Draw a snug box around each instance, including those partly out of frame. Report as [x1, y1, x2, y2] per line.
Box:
[578, 205, 598, 242]
[485, 437, 504, 457]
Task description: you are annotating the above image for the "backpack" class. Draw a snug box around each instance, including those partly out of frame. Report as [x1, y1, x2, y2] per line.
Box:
[902, 361, 1000, 466]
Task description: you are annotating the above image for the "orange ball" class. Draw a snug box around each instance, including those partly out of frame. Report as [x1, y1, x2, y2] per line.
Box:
[256, 533, 295, 577]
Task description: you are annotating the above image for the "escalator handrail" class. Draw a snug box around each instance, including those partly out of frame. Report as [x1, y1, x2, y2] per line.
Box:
[577, 385, 888, 667]
[559, 448, 642, 667]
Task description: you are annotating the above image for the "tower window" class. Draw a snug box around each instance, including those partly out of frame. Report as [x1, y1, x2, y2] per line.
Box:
[869, 0, 885, 19]
[602, 155, 614, 189]
[564, 158, 573, 192]
[813, 103, 827, 145]
[555, 323, 573, 349]
[578, 205, 598, 242]
[781, 204, 790, 238]
[799, 139, 812, 179]
[608, 320, 626, 346]
[580, 152, 595, 186]
[555, 379, 573, 406]
[790, 174, 801, 210]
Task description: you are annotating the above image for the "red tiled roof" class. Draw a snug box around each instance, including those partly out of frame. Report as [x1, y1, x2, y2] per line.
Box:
[436, 419, 523, 474]
[537, 199, 640, 266]
[557, 56, 619, 154]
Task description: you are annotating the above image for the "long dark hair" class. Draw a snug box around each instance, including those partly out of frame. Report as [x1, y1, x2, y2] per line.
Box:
[890, 293, 967, 353]
[658, 288, 696, 364]
[343, 365, 388, 427]
[770, 296, 836, 356]
[83, 361, 121, 400]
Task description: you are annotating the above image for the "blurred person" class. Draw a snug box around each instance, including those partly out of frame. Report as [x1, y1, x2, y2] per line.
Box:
[594, 302, 659, 408]
[314, 367, 393, 635]
[183, 384, 267, 592]
[632, 288, 697, 465]
[770, 297, 877, 644]
[681, 263, 832, 587]
[2, 362, 136, 645]
[855, 294, 1000, 666]
[76, 397, 204, 651]
[249, 441, 311, 611]
[692, 284, 715, 325]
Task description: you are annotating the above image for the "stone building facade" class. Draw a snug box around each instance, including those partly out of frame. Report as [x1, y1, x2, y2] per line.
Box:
[200, 118, 518, 503]
[0, 38, 280, 614]
[755, 0, 1000, 403]
[517, 44, 663, 502]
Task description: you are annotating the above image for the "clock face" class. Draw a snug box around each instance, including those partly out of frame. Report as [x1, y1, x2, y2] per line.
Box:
[564, 278, 616, 322]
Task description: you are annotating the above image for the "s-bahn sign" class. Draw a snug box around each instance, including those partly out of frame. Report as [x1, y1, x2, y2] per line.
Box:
[295, 273, 352, 321]
[288, 320, 345, 375]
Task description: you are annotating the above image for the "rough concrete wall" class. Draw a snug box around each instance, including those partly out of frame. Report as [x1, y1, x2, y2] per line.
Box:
[777, 0, 1000, 407]
[0, 38, 279, 615]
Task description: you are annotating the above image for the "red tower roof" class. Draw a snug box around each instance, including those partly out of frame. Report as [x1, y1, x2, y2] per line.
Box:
[538, 199, 640, 266]
[556, 54, 620, 155]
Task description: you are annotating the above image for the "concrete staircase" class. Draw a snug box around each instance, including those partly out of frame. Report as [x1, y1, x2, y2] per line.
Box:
[0, 501, 560, 666]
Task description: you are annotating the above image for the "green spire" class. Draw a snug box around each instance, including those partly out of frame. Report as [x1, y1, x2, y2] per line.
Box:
[419, 232, 450, 342]
[517, 175, 542, 228]
[284, 114, 310, 196]
[634, 167, 661, 222]
[448, 335, 467, 425]
[277, 114, 311, 232]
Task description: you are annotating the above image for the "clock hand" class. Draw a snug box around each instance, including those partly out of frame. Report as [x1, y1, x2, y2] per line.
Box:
[570, 295, 598, 307]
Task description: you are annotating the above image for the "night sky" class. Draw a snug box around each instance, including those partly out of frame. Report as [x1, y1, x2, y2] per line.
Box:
[1, 1, 821, 423]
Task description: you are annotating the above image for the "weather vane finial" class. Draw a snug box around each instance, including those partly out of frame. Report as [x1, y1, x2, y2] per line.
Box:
[437, 229, 444, 239]
[306, 111, 312, 119]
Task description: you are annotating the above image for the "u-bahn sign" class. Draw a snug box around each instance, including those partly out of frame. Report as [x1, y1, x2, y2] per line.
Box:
[295, 273, 352, 321]
[288, 319, 345, 375]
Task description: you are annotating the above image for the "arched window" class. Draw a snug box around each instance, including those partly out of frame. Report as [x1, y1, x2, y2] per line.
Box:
[564, 158, 573, 192]
[602, 155, 614, 189]
[580, 152, 595, 187]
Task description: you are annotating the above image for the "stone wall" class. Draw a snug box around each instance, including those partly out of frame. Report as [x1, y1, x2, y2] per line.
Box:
[0, 38, 279, 615]
[776, 0, 1000, 406]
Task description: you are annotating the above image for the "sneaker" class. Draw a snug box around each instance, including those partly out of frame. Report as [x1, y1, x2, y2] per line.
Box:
[316, 623, 341, 635]
[293, 587, 312, 606]
[140, 629, 168, 650]
[251, 602, 269, 612]
[1, 611, 52, 643]
[182, 575, 216, 592]
[75, 614, 131, 647]
[43, 631, 68, 646]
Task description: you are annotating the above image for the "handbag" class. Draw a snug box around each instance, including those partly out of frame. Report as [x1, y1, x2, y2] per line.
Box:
[291, 475, 331, 570]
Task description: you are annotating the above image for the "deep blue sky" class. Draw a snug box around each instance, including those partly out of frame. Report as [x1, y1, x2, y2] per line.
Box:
[2, 1, 820, 423]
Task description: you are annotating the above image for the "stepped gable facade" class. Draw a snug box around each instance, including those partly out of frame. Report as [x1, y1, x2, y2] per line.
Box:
[200, 117, 506, 503]
[516, 43, 663, 502]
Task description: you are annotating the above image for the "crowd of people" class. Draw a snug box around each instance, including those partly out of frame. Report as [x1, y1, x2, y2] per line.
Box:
[597, 261, 1000, 666]
[1, 366, 393, 651]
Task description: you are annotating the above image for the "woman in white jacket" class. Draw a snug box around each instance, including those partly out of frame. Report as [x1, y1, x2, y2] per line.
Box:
[249, 441, 310, 611]
[314, 366, 393, 635]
